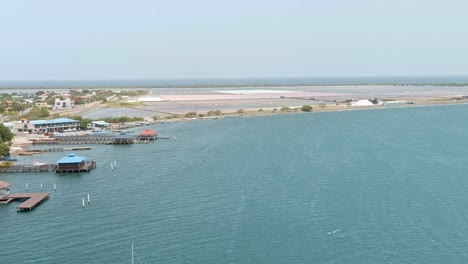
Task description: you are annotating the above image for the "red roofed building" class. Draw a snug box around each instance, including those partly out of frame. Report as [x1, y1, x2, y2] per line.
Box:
[138, 129, 157, 140]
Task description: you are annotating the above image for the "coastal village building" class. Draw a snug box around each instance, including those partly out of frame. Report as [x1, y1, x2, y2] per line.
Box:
[3, 100, 13, 107]
[35, 102, 50, 108]
[14, 118, 79, 133]
[14, 118, 33, 133]
[36, 94, 49, 101]
[0, 180, 10, 199]
[53, 98, 74, 110]
[91, 121, 110, 131]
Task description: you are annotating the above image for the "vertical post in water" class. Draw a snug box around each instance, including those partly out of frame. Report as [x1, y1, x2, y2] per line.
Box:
[54, 183, 56, 191]
[82, 198, 85, 208]
[114, 160, 117, 169]
[111, 162, 113, 171]
[132, 241, 134, 264]
[26, 183, 28, 191]
[40, 183, 43, 192]
[87, 194, 90, 204]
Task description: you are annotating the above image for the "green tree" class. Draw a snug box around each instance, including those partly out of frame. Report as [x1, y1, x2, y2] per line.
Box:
[0, 124, 13, 142]
[301, 105, 313, 112]
[74, 99, 86, 105]
[185, 112, 197, 118]
[11, 102, 26, 112]
[207, 110, 222, 116]
[21, 107, 50, 120]
[280, 106, 291, 112]
[0, 142, 10, 157]
[66, 115, 92, 129]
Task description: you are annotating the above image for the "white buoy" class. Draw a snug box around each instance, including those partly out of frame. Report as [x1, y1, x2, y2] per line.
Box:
[26, 183, 28, 191]
[111, 162, 114, 171]
[82, 198, 85, 208]
[114, 160, 117, 168]
[54, 183, 56, 191]
[87, 194, 90, 204]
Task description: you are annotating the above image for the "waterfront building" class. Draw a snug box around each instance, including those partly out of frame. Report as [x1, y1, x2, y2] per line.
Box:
[91, 121, 110, 131]
[14, 118, 79, 133]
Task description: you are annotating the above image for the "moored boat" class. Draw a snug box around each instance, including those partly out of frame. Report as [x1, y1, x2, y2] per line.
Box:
[1, 157, 18, 161]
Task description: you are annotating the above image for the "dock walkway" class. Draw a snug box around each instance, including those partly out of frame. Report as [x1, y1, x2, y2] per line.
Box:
[32, 135, 172, 145]
[0, 193, 50, 211]
[0, 161, 96, 173]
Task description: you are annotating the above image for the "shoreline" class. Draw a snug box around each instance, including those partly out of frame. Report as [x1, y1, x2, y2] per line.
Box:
[11, 98, 465, 154]
[8, 86, 468, 154]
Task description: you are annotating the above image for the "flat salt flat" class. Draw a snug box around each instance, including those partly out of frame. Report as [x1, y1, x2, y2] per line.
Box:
[215, 90, 296, 94]
[137, 96, 165, 102]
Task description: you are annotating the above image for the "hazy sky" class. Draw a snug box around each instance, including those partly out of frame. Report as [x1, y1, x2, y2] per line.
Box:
[1, 0, 468, 81]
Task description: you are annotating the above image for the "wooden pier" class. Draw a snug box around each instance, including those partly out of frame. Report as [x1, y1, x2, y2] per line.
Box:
[27, 147, 92, 152]
[0, 193, 50, 211]
[31, 134, 173, 145]
[0, 161, 96, 173]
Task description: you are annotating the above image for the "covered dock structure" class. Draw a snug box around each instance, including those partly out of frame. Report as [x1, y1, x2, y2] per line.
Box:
[55, 153, 96, 173]
[112, 134, 134, 144]
[137, 129, 157, 140]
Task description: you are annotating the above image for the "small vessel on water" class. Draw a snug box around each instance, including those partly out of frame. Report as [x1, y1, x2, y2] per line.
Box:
[1, 157, 18, 161]
[33, 161, 47, 166]
[18, 151, 34, 156]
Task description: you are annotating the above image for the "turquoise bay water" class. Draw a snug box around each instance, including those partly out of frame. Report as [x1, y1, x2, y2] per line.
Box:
[2, 105, 468, 263]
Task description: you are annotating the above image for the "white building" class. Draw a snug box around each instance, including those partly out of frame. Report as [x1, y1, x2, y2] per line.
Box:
[14, 118, 79, 133]
[53, 98, 74, 110]
[91, 121, 110, 131]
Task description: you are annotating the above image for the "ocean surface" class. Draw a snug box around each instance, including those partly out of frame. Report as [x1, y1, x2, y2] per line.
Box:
[2, 104, 468, 263]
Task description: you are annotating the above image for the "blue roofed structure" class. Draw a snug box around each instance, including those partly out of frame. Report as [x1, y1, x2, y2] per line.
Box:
[15, 118, 81, 133]
[55, 153, 95, 173]
[56, 154, 86, 164]
[30, 118, 78, 126]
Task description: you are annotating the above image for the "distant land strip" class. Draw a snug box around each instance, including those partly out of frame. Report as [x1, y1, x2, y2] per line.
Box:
[1, 83, 468, 89]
